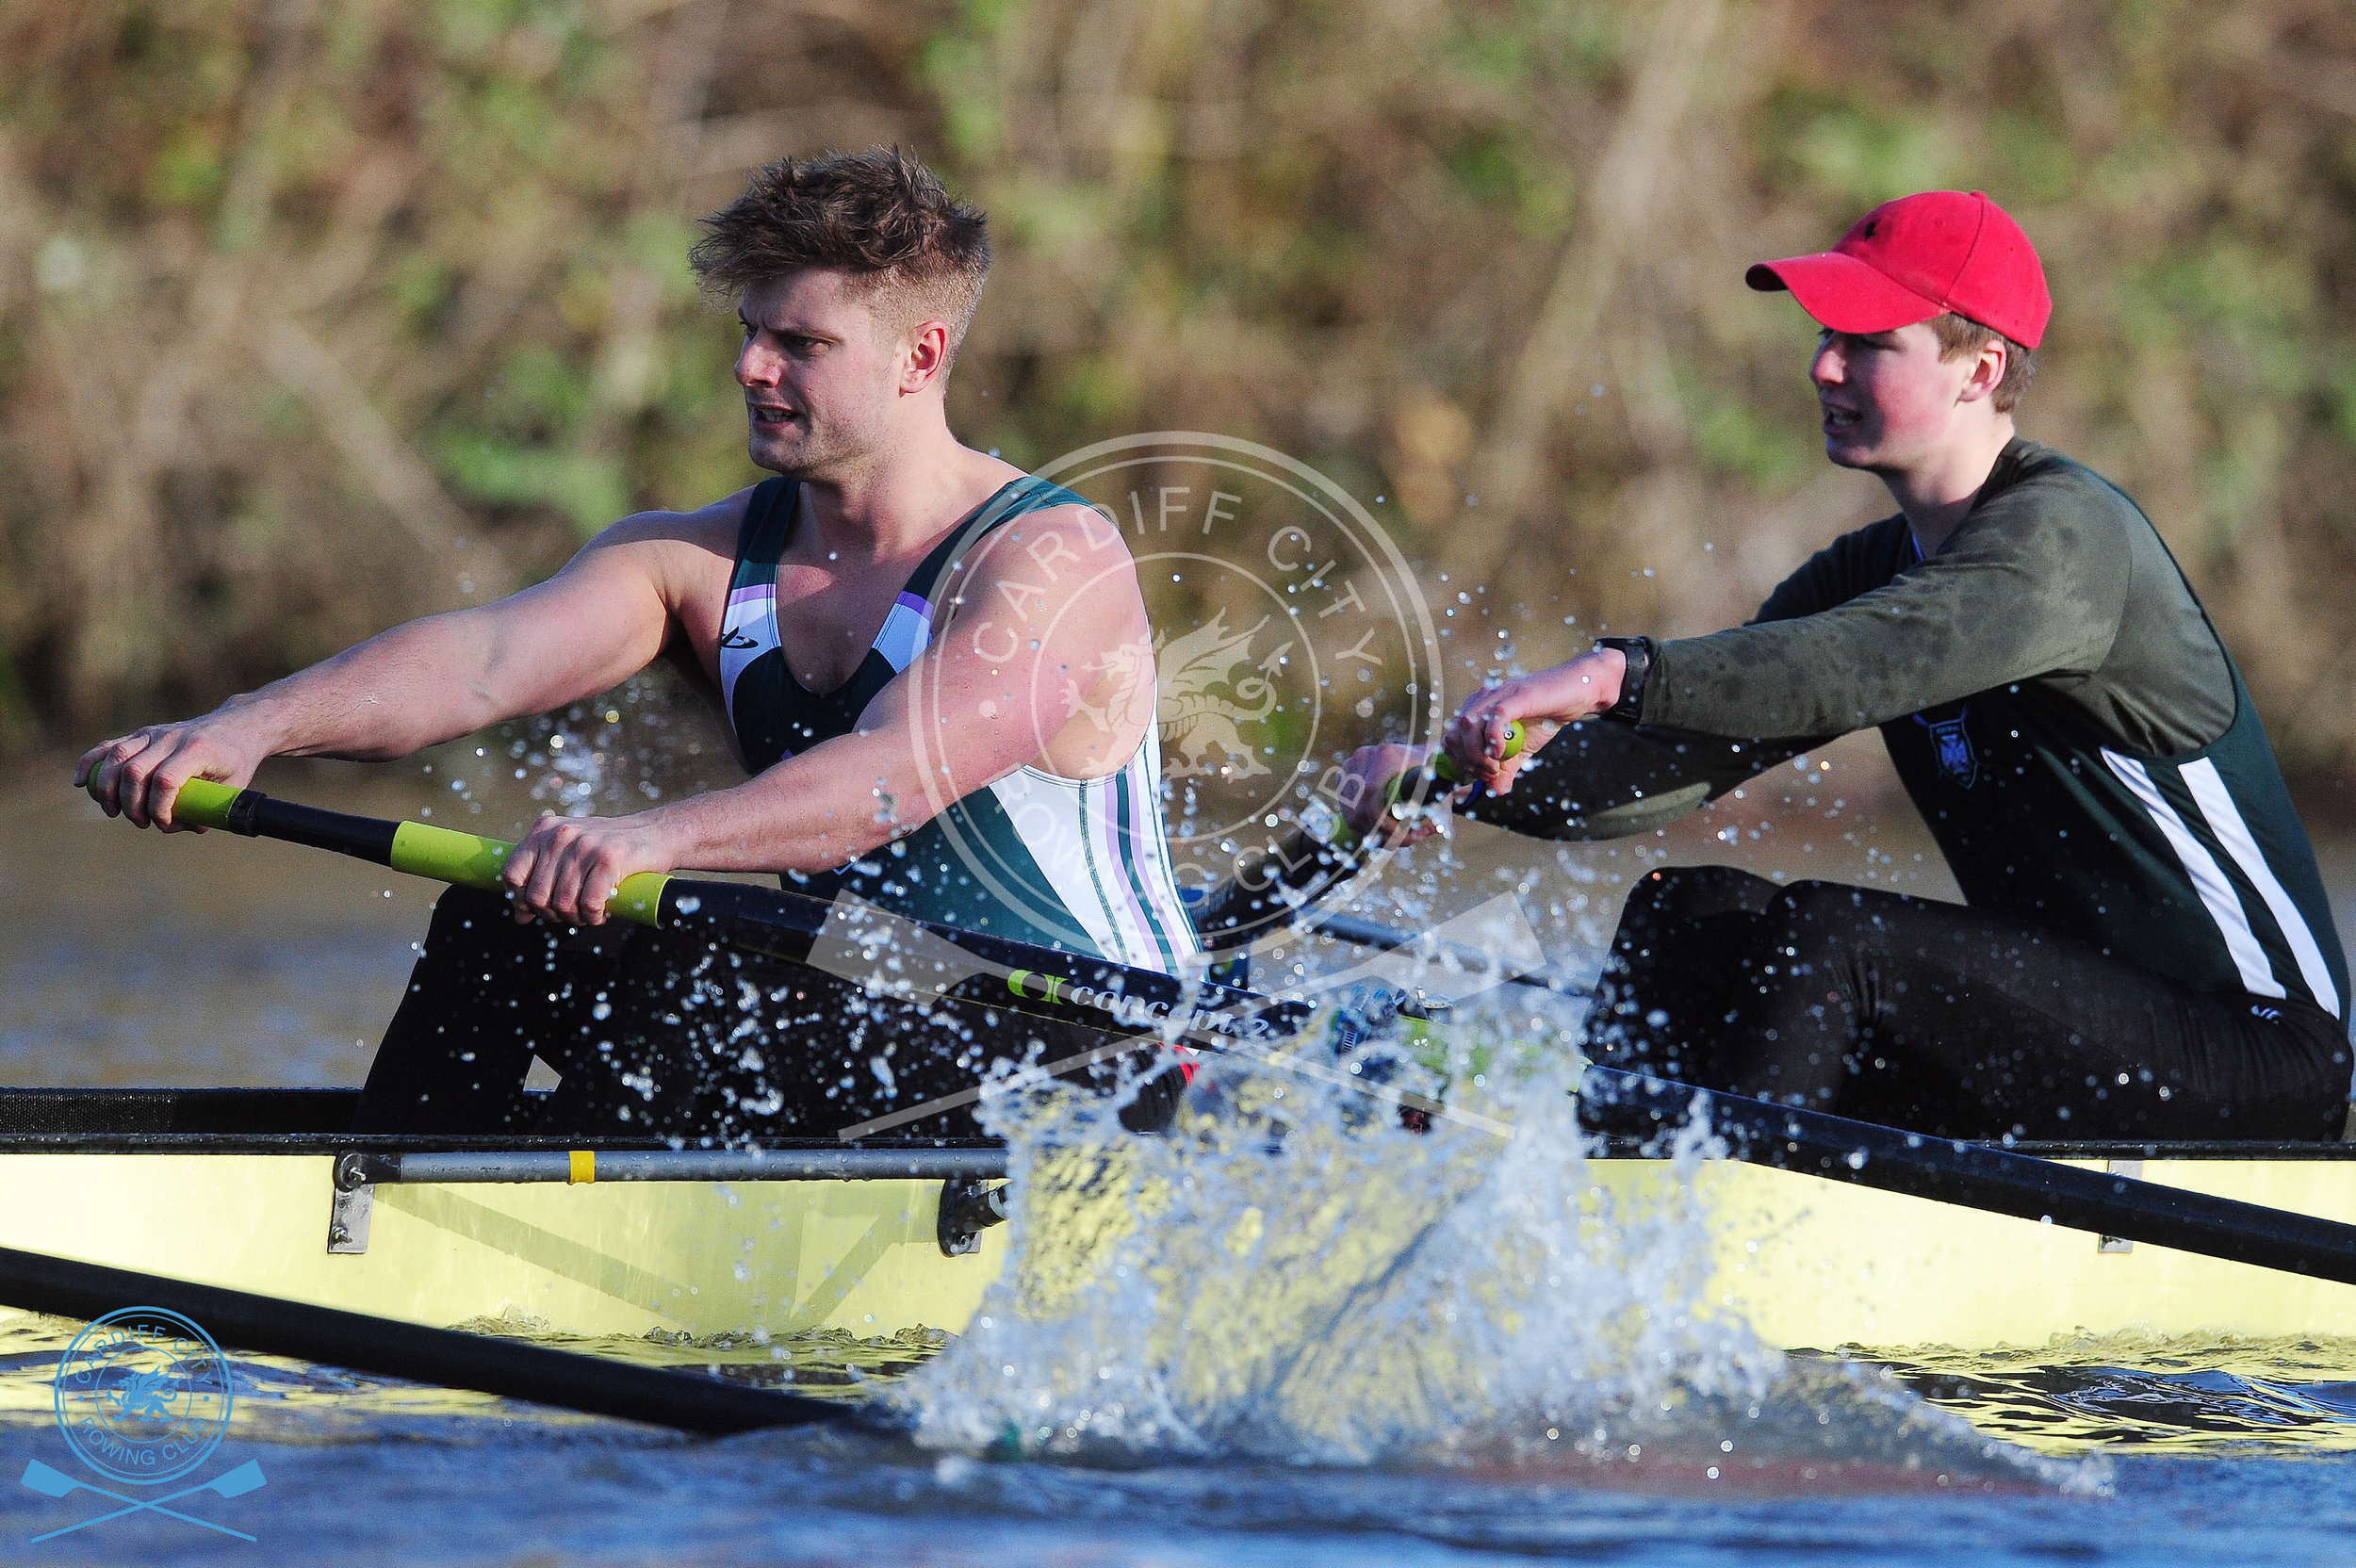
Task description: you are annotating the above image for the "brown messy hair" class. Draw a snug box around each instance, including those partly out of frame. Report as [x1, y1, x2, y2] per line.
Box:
[689, 147, 990, 354]
[1931, 312, 2036, 413]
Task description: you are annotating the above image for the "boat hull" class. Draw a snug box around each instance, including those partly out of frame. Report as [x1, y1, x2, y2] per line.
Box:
[0, 1152, 1003, 1342]
[2, 1146, 2352, 1354]
[1651, 1155, 2356, 1349]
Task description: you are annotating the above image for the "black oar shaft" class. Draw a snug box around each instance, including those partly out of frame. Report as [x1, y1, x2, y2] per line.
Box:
[0, 1245, 847, 1434]
[223, 789, 399, 865]
[1580, 1065, 2356, 1286]
[657, 877, 1300, 1043]
[173, 781, 1308, 1048]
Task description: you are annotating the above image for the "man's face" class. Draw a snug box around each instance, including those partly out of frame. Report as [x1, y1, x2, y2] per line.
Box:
[1808, 320, 1981, 473]
[735, 270, 903, 479]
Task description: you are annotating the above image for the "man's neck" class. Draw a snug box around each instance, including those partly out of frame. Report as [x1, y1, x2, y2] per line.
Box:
[1881, 417, 2018, 556]
[794, 420, 1010, 563]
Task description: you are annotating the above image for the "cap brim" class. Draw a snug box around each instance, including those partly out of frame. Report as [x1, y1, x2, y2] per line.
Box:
[1745, 251, 1943, 334]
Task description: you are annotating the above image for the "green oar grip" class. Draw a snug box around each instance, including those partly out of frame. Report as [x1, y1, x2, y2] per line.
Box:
[1379, 720, 1523, 814]
[168, 779, 671, 925]
[1294, 721, 1525, 860]
[171, 778, 244, 829]
[382, 824, 670, 924]
[385, 820, 512, 890]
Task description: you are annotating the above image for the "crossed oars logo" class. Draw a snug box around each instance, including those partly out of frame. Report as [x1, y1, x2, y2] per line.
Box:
[22, 1306, 265, 1543]
[22, 1457, 266, 1543]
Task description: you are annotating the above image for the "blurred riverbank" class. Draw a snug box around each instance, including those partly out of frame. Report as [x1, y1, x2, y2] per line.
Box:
[8, 3, 2356, 779]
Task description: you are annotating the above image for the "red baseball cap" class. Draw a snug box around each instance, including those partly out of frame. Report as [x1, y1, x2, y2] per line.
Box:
[1746, 190, 2051, 350]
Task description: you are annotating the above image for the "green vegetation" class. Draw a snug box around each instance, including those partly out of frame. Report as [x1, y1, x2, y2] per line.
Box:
[5, 2, 2356, 776]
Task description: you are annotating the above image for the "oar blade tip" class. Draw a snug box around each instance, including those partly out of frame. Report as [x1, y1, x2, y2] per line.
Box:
[210, 1460, 267, 1496]
[20, 1458, 76, 1496]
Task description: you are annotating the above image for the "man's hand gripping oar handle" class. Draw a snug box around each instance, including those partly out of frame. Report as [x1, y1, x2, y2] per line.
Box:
[1191, 724, 1522, 950]
[165, 779, 1307, 1049]
[172, 778, 673, 923]
[1367, 721, 1524, 841]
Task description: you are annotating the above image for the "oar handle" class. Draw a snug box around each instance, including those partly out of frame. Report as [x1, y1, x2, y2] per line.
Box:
[1188, 723, 1529, 949]
[1374, 720, 1523, 823]
[172, 779, 671, 924]
[1385, 720, 1517, 805]
[163, 778, 1307, 1046]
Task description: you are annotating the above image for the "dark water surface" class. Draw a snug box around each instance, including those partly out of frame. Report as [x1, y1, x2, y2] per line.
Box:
[11, 747, 2356, 1565]
[4, 1357, 2356, 1567]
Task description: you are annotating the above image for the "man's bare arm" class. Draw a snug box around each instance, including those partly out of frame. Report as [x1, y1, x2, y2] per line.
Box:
[75, 494, 747, 829]
[498, 502, 1152, 923]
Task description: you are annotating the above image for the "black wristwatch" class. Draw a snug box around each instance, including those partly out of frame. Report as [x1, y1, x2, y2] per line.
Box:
[1595, 636, 1652, 723]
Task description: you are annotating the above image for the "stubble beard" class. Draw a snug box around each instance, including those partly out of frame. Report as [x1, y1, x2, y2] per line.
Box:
[748, 402, 900, 485]
[750, 417, 845, 482]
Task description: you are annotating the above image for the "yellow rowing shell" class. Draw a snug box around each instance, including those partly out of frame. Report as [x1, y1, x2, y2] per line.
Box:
[2, 1149, 2352, 1355]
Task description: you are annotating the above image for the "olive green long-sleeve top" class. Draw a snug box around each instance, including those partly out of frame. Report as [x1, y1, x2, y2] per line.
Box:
[1470, 438, 2346, 1017]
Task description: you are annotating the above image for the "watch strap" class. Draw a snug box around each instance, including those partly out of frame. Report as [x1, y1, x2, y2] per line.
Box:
[1595, 636, 1652, 723]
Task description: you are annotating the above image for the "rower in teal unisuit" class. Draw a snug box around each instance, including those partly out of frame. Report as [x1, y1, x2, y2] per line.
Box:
[74, 148, 1197, 1141]
[1349, 189, 2351, 1142]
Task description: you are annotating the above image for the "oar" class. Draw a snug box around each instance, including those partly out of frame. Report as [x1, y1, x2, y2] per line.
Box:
[156, 781, 1504, 1137]
[25, 1459, 266, 1544]
[167, 779, 1309, 1051]
[1579, 1064, 2356, 1286]
[0, 1244, 850, 1435]
[1294, 909, 1593, 995]
[21, 1459, 257, 1542]
[1192, 725, 1524, 949]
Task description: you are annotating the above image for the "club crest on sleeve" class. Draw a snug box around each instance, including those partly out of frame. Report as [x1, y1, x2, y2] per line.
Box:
[1915, 704, 1980, 790]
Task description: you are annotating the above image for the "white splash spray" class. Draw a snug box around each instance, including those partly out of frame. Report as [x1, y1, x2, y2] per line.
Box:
[894, 994, 2092, 1492]
[896, 1003, 1778, 1465]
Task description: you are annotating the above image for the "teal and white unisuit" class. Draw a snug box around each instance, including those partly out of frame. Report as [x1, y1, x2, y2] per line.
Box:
[718, 475, 1200, 972]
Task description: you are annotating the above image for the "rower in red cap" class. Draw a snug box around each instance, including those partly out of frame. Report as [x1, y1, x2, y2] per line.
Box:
[1350, 190, 2352, 1141]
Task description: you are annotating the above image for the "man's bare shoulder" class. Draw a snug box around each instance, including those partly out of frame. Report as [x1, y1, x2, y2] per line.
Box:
[580, 486, 759, 562]
[960, 498, 1138, 584]
[543, 487, 763, 659]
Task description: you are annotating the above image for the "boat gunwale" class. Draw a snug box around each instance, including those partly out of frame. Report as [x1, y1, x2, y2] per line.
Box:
[0, 1131, 1010, 1155]
[4, 1086, 2350, 1160]
[2, 1132, 2350, 1161]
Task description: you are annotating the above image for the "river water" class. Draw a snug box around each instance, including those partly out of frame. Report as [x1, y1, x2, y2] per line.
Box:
[8, 727, 2356, 1566]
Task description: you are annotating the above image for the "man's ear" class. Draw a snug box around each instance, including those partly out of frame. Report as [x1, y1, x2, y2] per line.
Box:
[900, 320, 953, 394]
[1957, 338, 2008, 406]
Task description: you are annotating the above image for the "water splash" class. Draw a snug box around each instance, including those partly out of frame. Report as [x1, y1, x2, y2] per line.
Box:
[894, 1005, 2078, 1491]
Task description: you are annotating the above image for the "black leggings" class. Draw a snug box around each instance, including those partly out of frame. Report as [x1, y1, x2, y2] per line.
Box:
[352, 887, 1183, 1140]
[1591, 866, 2350, 1140]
